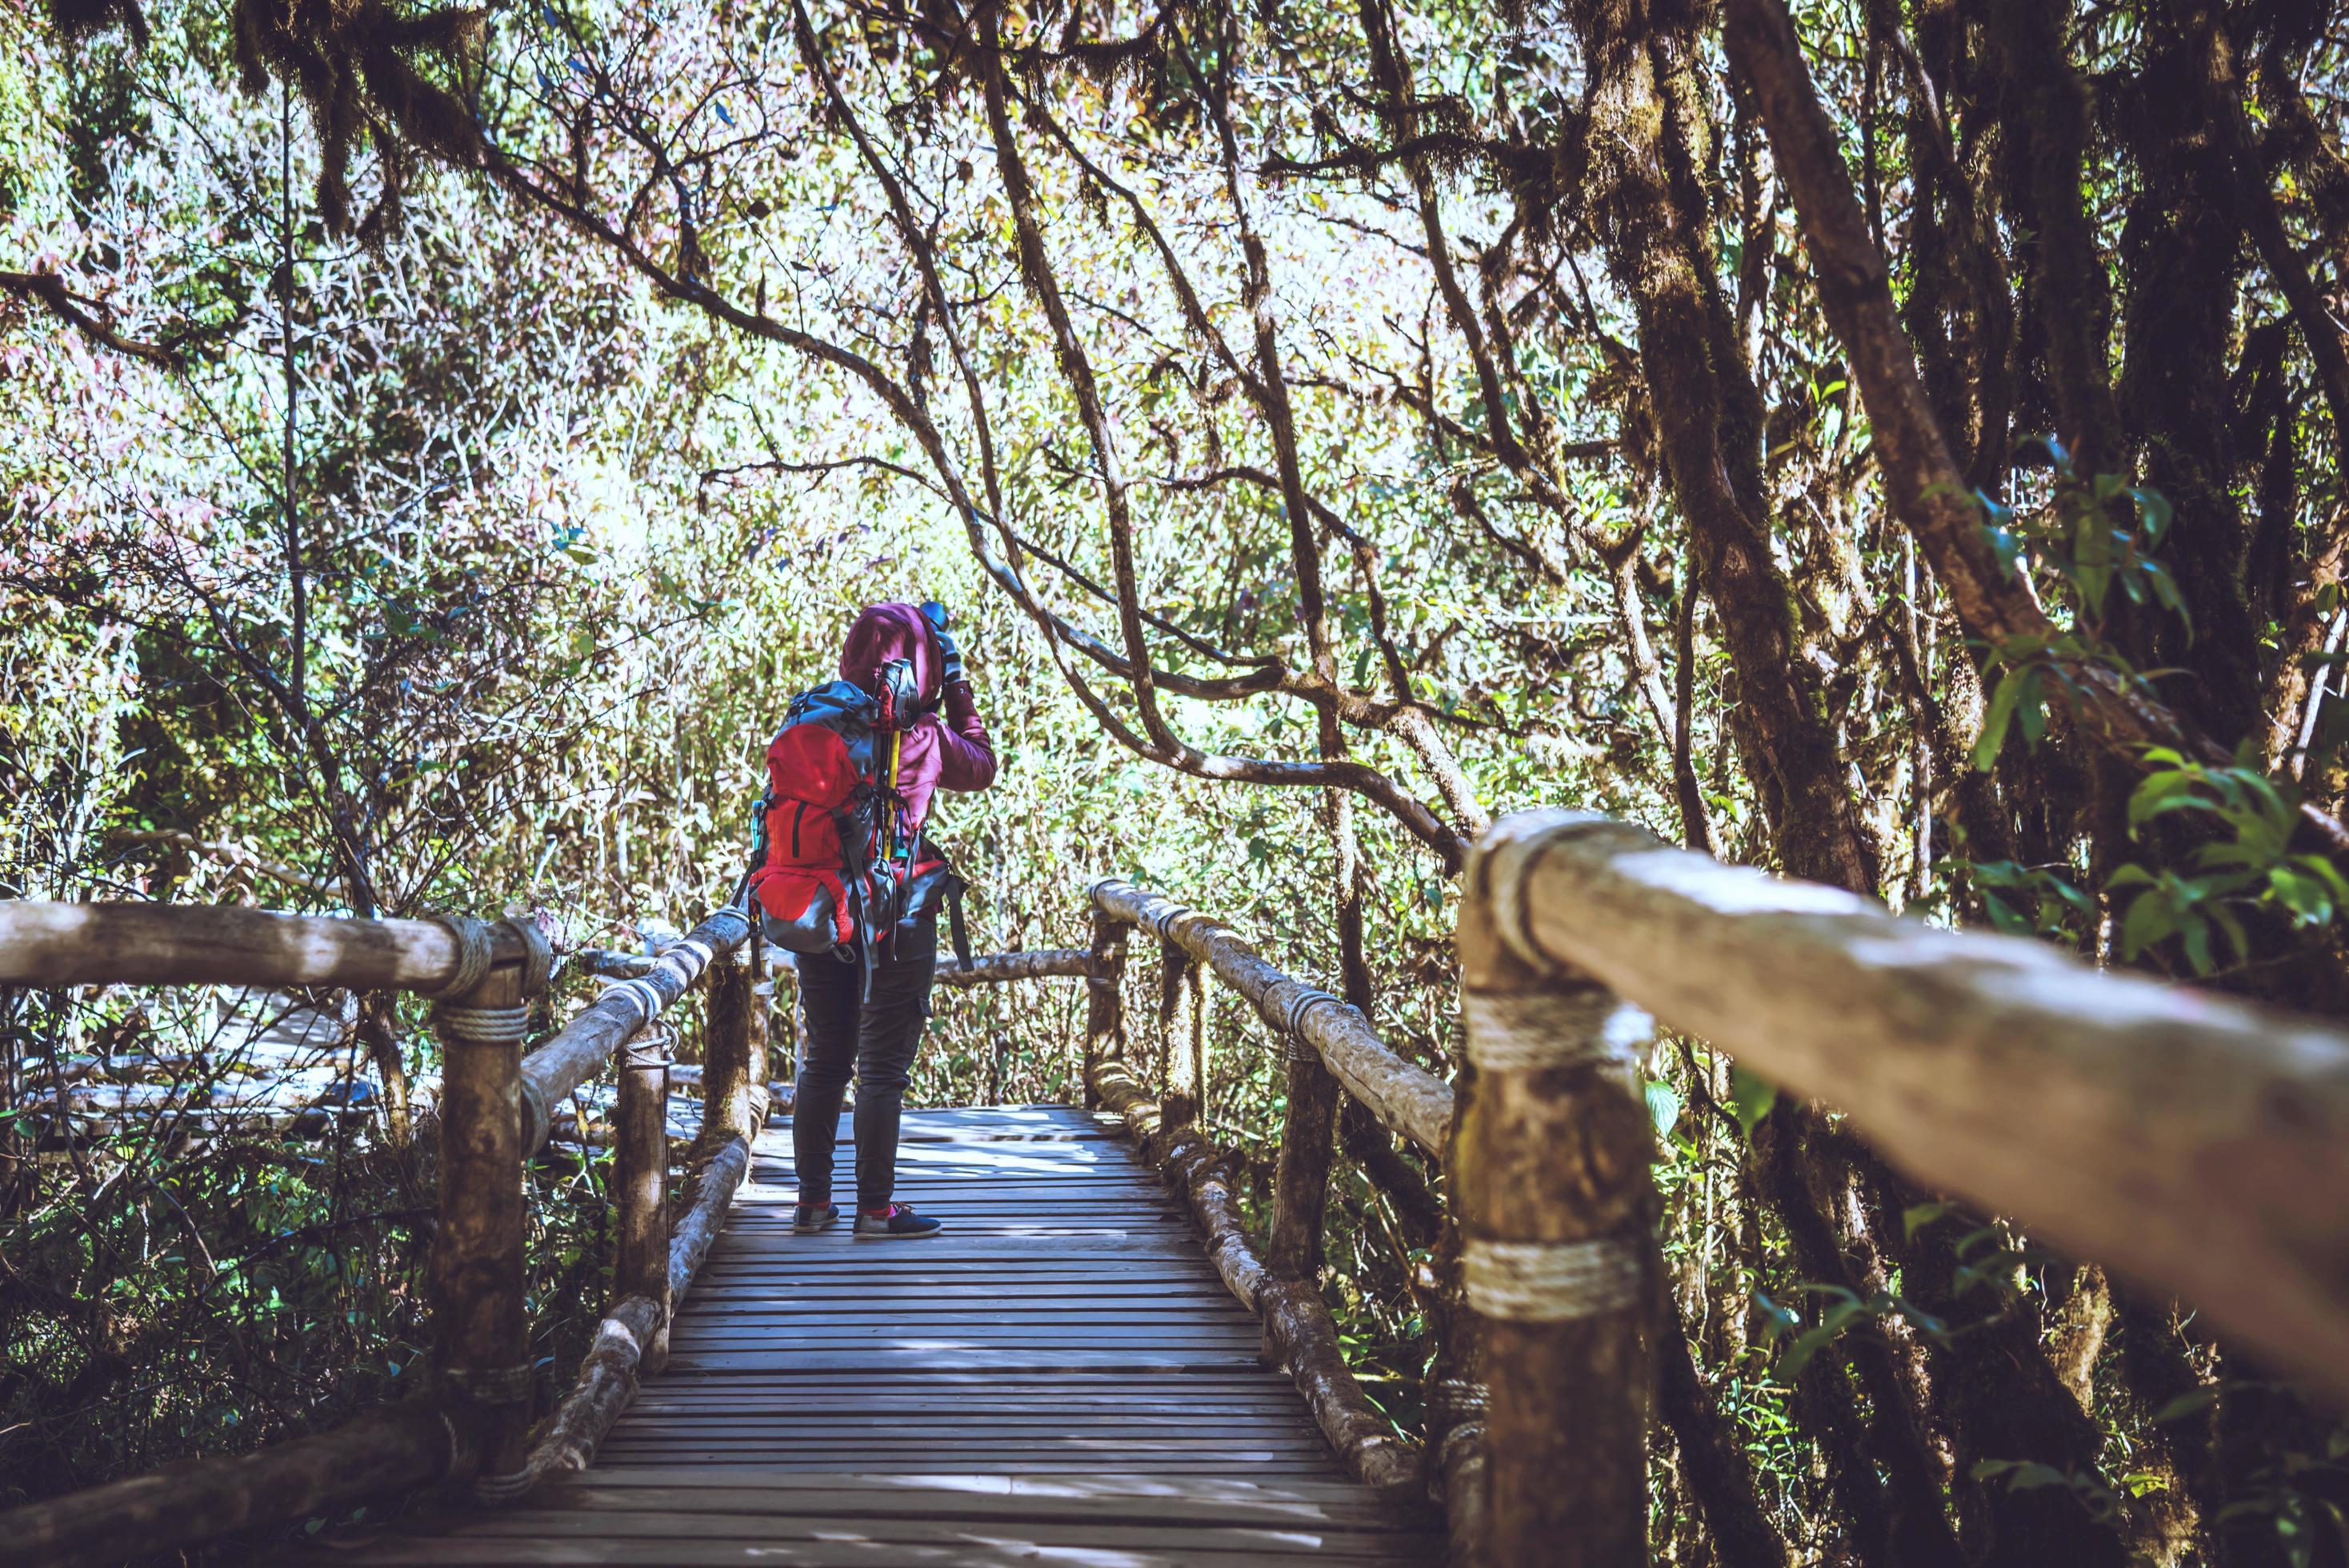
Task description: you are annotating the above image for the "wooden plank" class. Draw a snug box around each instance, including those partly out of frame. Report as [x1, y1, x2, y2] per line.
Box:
[698, 1238, 1209, 1258]
[682, 1283, 1239, 1302]
[660, 1352, 1267, 1372]
[539, 1472, 1406, 1501]
[628, 1390, 1306, 1405]
[595, 1441, 1339, 1458]
[543, 1473, 1397, 1498]
[627, 1388, 1305, 1398]
[330, 1536, 1424, 1565]
[533, 1476, 1427, 1527]
[666, 1315, 1260, 1334]
[440, 1509, 1439, 1554]
[610, 1418, 1325, 1434]
[634, 1389, 1298, 1402]
[664, 1311, 1260, 1328]
[730, 1210, 1182, 1221]
[626, 1402, 1313, 1419]
[598, 1415, 1318, 1434]
[590, 1462, 1357, 1478]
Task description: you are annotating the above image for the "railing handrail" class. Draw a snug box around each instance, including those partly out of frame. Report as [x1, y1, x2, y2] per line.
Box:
[514, 901, 750, 1156]
[0, 895, 745, 1567]
[0, 900, 538, 991]
[1078, 878, 1447, 1508]
[1454, 806, 2349, 1563]
[1472, 807, 2349, 1400]
[1087, 880, 1453, 1155]
[0, 885, 1118, 1566]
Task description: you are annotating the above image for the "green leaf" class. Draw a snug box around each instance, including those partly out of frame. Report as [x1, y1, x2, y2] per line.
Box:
[1982, 892, 2031, 935]
[2119, 890, 2178, 960]
[2269, 865, 2334, 926]
[1980, 518, 2023, 579]
[2151, 1390, 2217, 1426]
[1729, 1066, 1779, 1138]
[2210, 903, 2251, 962]
[2016, 667, 2047, 746]
[1971, 1458, 2075, 1494]
[2183, 916, 2215, 975]
[1903, 1201, 1953, 1239]
[1644, 1078, 1683, 1139]
[1973, 666, 2031, 771]
[2127, 770, 2203, 833]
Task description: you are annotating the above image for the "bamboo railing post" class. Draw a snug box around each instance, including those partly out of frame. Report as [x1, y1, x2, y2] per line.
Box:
[750, 974, 778, 1112]
[1457, 816, 1660, 1567]
[1082, 910, 1128, 1108]
[1426, 1060, 1490, 1562]
[428, 915, 552, 1497]
[614, 1026, 673, 1376]
[1268, 1025, 1341, 1281]
[1159, 940, 1202, 1127]
[698, 952, 767, 1154]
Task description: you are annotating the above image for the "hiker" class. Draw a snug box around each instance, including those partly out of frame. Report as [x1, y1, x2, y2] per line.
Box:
[748, 601, 995, 1239]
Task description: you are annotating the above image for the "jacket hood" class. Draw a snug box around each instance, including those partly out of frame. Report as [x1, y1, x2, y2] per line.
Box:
[839, 602, 939, 706]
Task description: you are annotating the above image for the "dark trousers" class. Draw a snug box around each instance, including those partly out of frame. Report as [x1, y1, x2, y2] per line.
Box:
[793, 914, 936, 1210]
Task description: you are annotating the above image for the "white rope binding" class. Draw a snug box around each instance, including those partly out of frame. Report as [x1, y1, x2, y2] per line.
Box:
[1463, 1236, 1647, 1322]
[604, 977, 665, 1027]
[1461, 990, 1652, 1073]
[422, 915, 496, 1000]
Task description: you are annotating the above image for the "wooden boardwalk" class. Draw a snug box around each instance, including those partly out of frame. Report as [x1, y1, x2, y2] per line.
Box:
[336, 1106, 1441, 1564]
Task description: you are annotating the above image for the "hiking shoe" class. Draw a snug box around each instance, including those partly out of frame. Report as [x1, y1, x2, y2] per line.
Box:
[792, 1201, 840, 1234]
[854, 1202, 942, 1239]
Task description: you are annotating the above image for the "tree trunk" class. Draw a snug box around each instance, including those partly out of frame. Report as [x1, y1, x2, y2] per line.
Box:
[1567, 0, 1877, 894]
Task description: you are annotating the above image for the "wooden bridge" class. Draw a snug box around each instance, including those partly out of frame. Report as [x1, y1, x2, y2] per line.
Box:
[338, 1104, 1443, 1564]
[6, 809, 2349, 1566]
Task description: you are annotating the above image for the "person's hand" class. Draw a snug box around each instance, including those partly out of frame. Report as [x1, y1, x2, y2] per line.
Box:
[919, 601, 966, 690]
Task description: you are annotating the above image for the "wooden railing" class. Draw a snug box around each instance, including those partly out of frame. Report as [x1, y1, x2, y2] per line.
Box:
[1452, 809, 2349, 1565]
[10, 814, 2349, 1567]
[0, 896, 758, 1566]
[1078, 880, 1480, 1550]
[1078, 816, 2349, 1565]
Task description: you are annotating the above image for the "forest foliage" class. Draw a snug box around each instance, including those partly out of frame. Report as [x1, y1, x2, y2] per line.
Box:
[6, 0, 2349, 1561]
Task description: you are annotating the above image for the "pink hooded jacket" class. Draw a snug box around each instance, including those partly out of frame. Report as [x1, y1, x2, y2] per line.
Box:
[838, 602, 997, 835]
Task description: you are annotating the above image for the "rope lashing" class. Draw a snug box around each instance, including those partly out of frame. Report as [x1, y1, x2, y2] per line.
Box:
[468, 1462, 544, 1506]
[434, 1407, 470, 1476]
[1279, 986, 1343, 1040]
[422, 914, 496, 1001]
[621, 1025, 672, 1073]
[1463, 1236, 1647, 1322]
[426, 915, 554, 1047]
[1140, 901, 1195, 941]
[604, 977, 666, 1029]
[1462, 989, 1653, 1074]
[446, 1358, 540, 1510]
[1482, 811, 1656, 976]
[431, 1002, 531, 1046]
[443, 1362, 535, 1405]
[511, 917, 554, 996]
[1426, 1378, 1490, 1420]
[1271, 986, 1343, 1066]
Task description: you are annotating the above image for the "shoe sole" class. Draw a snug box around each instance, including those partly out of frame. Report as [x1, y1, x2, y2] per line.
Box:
[792, 1212, 840, 1234]
[853, 1228, 942, 1239]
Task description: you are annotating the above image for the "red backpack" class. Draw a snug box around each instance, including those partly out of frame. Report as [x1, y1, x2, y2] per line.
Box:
[746, 655, 967, 974]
